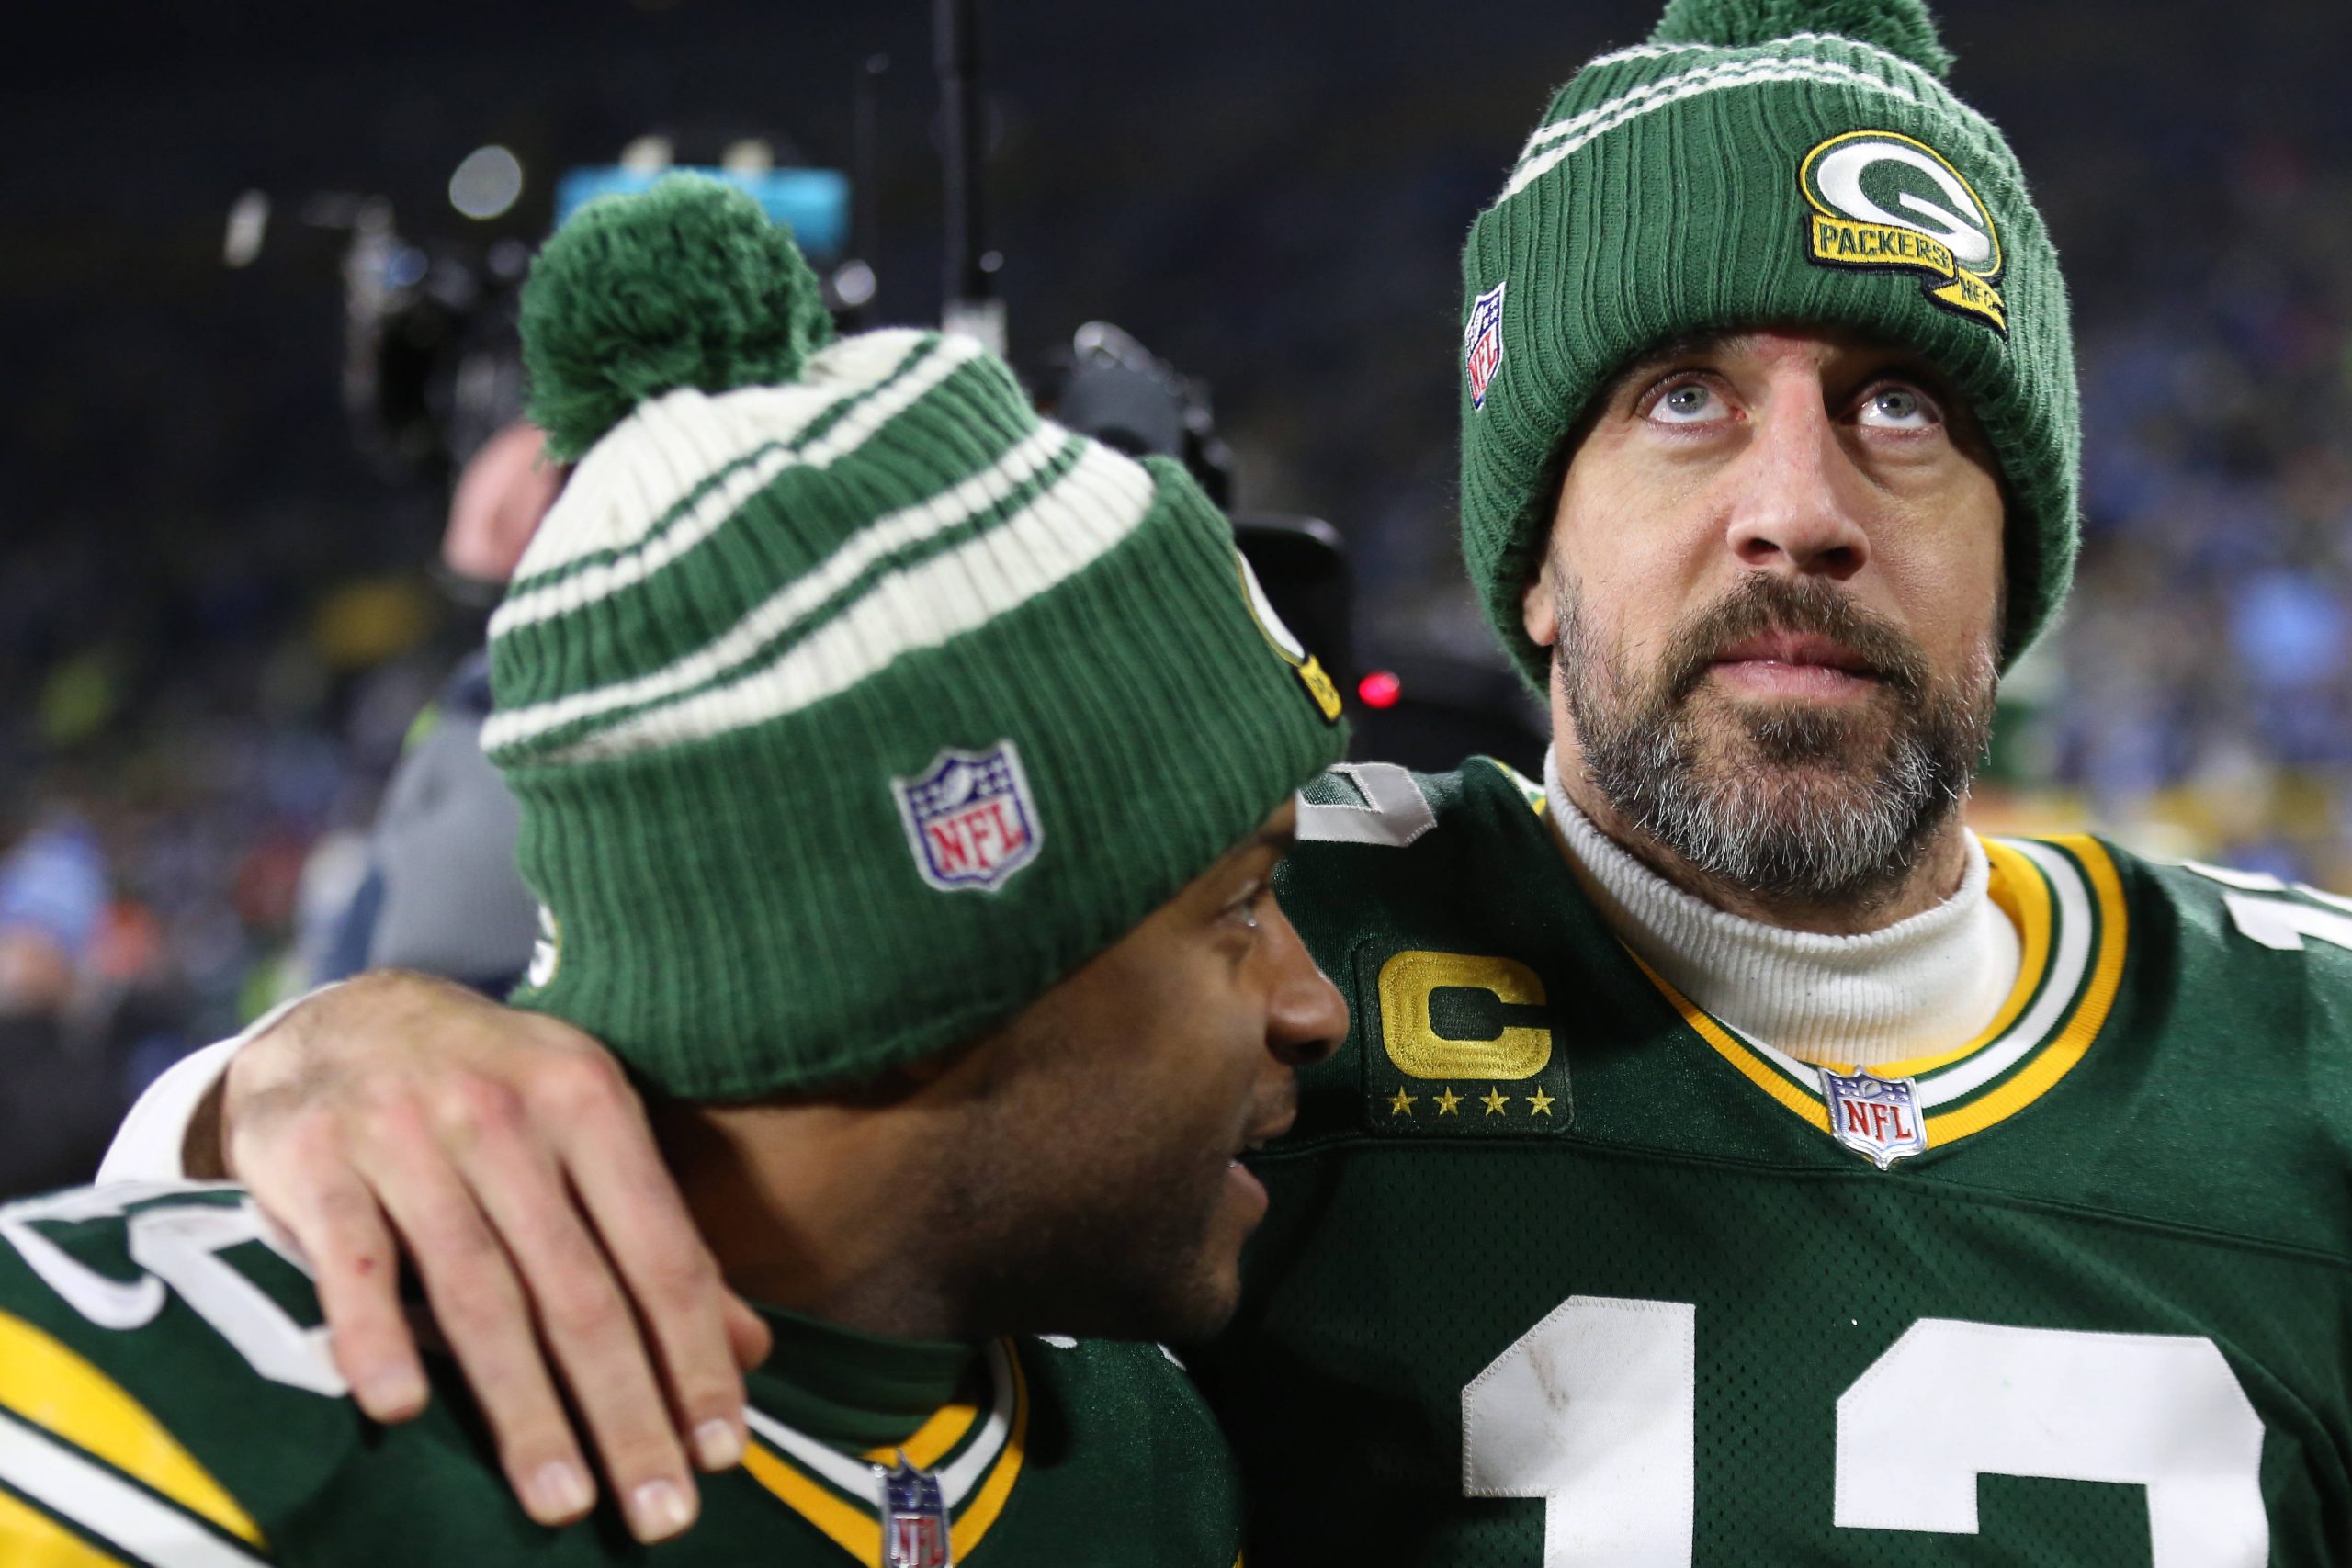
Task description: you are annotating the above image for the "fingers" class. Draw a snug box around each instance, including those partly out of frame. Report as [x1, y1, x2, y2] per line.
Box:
[244, 1136, 427, 1421]
[723, 1291, 773, 1373]
[211, 974, 742, 1544]
[437, 1071, 704, 1542]
[358, 1089, 605, 1534]
[541, 1055, 751, 1475]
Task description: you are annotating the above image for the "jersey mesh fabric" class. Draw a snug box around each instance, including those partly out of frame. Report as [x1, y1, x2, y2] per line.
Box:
[1198, 761, 2352, 1566]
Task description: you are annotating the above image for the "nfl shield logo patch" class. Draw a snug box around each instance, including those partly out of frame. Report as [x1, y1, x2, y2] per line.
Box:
[893, 740, 1042, 894]
[876, 1455, 951, 1568]
[1464, 280, 1507, 410]
[1820, 1068, 1928, 1169]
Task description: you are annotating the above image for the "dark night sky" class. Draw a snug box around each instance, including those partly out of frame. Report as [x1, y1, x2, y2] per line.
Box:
[5, 0, 2346, 610]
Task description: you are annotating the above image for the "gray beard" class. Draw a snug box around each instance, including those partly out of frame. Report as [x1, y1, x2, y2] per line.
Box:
[1558, 574, 1996, 912]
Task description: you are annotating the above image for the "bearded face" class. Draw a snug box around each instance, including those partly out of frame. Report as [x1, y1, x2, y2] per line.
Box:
[1556, 570, 1998, 911]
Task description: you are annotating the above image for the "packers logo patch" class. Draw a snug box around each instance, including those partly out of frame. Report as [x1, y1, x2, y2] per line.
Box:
[1799, 130, 2006, 334]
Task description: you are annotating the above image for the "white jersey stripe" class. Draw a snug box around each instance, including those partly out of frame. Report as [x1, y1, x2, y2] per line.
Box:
[1296, 763, 1439, 848]
[0, 1408, 266, 1568]
[743, 1407, 881, 1503]
[743, 1339, 1014, 1507]
[937, 1341, 1018, 1499]
[538, 441, 1154, 764]
[1724, 839, 2097, 1110]
[1908, 840, 2093, 1108]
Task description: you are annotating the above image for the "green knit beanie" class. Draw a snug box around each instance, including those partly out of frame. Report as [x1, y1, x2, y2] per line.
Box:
[489, 175, 1347, 1100]
[1460, 0, 2078, 687]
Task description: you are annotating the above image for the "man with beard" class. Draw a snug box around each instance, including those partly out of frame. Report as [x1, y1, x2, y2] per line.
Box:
[0, 177, 1351, 1562]
[96, 0, 2352, 1561]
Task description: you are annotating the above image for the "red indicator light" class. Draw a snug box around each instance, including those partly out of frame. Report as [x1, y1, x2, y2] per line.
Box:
[1357, 671, 1403, 709]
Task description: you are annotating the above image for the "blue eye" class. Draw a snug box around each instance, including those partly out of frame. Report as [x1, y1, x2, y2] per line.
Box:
[1858, 385, 1937, 430]
[1651, 382, 1723, 423]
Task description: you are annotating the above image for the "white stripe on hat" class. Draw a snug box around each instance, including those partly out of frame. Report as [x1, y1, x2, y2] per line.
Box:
[484, 421, 1090, 757]
[509, 330, 980, 587]
[1502, 57, 1925, 201]
[494, 336, 996, 638]
[533, 440, 1154, 764]
[1579, 33, 1950, 91]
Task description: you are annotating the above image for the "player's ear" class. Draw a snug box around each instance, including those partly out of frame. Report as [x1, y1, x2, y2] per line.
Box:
[1521, 553, 1560, 649]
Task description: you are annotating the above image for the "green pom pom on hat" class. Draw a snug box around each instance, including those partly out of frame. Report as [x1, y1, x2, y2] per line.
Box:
[1649, 0, 1954, 77]
[521, 173, 836, 461]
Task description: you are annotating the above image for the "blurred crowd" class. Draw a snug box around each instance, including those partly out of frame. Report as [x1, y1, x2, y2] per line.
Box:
[0, 511, 458, 1190]
[2043, 137, 2352, 884]
[5, 0, 2350, 1193]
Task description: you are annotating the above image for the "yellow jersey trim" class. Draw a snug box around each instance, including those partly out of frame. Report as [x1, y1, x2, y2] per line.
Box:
[857, 1389, 979, 1472]
[1636, 953, 1832, 1133]
[1838, 837, 2054, 1078]
[1645, 835, 2129, 1155]
[0, 1485, 130, 1568]
[0, 1312, 263, 1549]
[1922, 836, 2127, 1143]
[945, 1348, 1028, 1558]
[741, 1340, 1030, 1564]
[1480, 757, 1546, 813]
[742, 1441, 876, 1562]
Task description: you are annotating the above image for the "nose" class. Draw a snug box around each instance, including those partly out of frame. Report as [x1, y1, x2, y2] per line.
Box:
[1261, 906, 1348, 1069]
[1723, 381, 1870, 582]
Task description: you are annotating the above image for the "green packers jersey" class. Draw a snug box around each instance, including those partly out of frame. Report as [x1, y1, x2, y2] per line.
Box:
[0, 1183, 1243, 1566]
[1201, 758, 2352, 1566]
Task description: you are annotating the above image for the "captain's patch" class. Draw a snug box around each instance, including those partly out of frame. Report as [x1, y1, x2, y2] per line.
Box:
[1359, 944, 1572, 1138]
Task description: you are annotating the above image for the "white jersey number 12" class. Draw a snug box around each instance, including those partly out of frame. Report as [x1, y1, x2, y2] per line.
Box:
[1462, 1295, 2267, 1566]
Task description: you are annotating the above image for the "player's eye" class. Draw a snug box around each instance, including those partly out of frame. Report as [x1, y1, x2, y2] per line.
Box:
[1646, 378, 1728, 425]
[1854, 382, 1940, 431]
[1220, 881, 1268, 934]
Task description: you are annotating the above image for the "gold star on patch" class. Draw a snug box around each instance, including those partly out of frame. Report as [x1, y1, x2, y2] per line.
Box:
[1388, 1088, 1418, 1116]
[1433, 1087, 1463, 1116]
[1525, 1087, 1555, 1116]
[1480, 1087, 1509, 1116]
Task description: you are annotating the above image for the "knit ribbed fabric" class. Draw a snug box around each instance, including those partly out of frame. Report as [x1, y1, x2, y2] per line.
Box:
[1544, 749, 2019, 1065]
[1458, 0, 2079, 688]
[488, 179, 1347, 1099]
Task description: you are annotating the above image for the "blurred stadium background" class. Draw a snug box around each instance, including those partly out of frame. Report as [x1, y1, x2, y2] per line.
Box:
[2, 0, 2346, 1192]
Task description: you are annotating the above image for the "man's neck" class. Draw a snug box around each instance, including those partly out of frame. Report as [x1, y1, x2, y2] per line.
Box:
[653, 1100, 971, 1343]
[1550, 744, 1973, 936]
[1543, 750, 2020, 1065]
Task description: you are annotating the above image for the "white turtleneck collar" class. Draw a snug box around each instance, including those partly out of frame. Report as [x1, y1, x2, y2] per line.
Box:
[1542, 748, 2022, 1067]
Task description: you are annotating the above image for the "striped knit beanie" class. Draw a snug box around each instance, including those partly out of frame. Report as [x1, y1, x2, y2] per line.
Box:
[488, 175, 1346, 1099]
[1460, 0, 2078, 686]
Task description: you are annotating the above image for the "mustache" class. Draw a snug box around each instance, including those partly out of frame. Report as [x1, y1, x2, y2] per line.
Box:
[1656, 576, 1931, 706]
